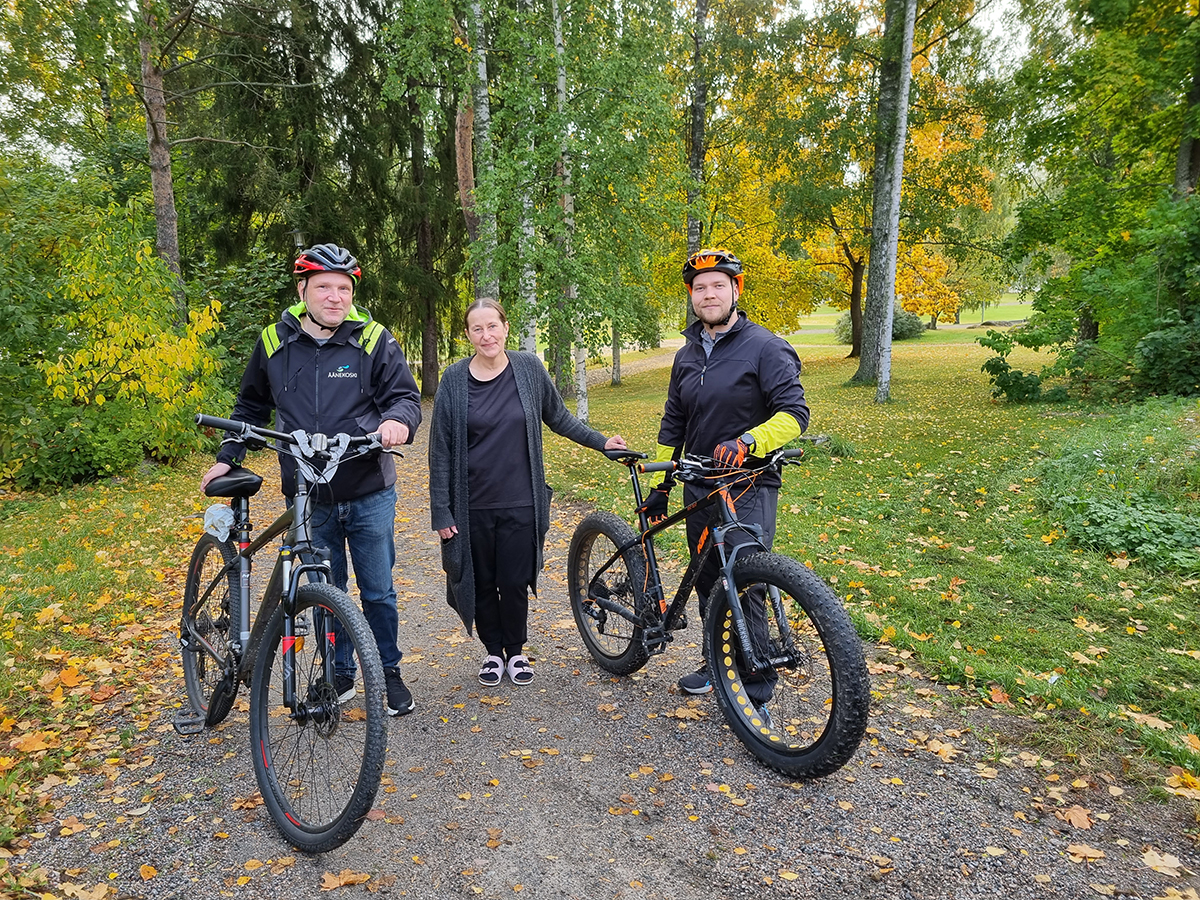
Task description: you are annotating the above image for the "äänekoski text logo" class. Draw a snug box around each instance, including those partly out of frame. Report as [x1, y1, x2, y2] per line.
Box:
[328, 364, 357, 379]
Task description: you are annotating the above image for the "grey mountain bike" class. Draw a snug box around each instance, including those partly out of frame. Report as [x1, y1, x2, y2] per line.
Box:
[568, 448, 869, 778]
[175, 414, 388, 852]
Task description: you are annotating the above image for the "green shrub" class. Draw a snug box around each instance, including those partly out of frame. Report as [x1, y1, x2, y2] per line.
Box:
[892, 306, 926, 340]
[833, 306, 927, 344]
[1055, 496, 1200, 572]
[977, 329, 1068, 402]
[1133, 311, 1200, 397]
[0, 181, 229, 488]
[1033, 397, 1200, 572]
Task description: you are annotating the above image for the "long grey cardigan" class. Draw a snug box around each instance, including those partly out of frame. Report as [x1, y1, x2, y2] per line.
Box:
[428, 351, 610, 635]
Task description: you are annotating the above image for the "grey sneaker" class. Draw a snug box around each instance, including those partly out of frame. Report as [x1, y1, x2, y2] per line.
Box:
[385, 667, 414, 717]
[677, 666, 712, 695]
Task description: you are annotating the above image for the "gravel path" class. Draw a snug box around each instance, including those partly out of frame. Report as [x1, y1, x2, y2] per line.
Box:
[9, 403, 1200, 900]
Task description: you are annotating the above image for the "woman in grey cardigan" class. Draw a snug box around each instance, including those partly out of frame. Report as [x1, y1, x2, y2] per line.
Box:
[429, 299, 626, 686]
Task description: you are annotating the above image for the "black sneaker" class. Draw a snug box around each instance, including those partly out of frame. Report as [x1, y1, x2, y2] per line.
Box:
[677, 666, 712, 695]
[334, 674, 356, 702]
[306, 675, 356, 705]
[385, 667, 414, 717]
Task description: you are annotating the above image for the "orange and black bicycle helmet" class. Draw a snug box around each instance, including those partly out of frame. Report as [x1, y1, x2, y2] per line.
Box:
[682, 248, 744, 294]
[294, 243, 362, 285]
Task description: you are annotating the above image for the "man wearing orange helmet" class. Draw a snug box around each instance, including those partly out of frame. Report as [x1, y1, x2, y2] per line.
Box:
[639, 249, 809, 702]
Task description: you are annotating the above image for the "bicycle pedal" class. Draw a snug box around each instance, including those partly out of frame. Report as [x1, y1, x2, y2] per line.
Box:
[172, 712, 205, 736]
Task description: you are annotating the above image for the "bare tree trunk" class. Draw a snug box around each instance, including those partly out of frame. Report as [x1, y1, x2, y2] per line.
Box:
[517, 0, 538, 353]
[455, 104, 480, 243]
[138, 12, 184, 325]
[553, 0, 584, 412]
[410, 82, 439, 399]
[846, 249, 865, 359]
[684, 0, 709, 329]
[853, 0, 916, 399]
[469, 0, 498, 300]
[1174, 30, 1200, 197]
[611, 323, 622, 386]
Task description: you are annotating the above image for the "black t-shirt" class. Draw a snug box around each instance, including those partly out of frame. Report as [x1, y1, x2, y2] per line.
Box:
[467, 364, 534, 508]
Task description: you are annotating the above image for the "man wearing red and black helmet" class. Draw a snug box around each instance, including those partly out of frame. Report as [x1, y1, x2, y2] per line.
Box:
[639, 248, 809, 702]
[200, 243, 422, 717]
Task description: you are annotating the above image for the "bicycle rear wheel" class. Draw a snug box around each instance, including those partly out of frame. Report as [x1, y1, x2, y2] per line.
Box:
[567, 512, 650, 675]
[705, 552, 869, 778]
[249, 583, 386, 853]
[181, 533, 239, 725]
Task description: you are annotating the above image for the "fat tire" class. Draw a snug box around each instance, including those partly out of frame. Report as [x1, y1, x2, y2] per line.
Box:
[181, 533, 239, 725]
[567, 512, 650, 675]
[249, 583, 386, 853]
[705, 552, 869, 779]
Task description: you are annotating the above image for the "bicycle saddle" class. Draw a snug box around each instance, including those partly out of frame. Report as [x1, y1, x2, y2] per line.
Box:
[205, 469, 264, 498]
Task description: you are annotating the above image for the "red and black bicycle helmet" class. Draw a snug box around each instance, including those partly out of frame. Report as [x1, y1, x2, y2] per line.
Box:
[293, 243, 362, 285]
[682, 248, 744, 294]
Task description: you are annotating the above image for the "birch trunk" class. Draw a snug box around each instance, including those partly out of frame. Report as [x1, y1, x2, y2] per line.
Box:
[409, 81, 439, 398]
[553, 0, 585, 413]
[684, 0, 709, 328]
[517, 0, 538, 353]
[137, 12, 184, 325]
[853, 0, 916, 395]
[611, 323, 622, 386]
[469, 0, 498, 300]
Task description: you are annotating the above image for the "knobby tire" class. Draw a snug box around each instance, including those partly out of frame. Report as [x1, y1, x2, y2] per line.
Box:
[249, 583, 386, 853]
[567, 512, 650, 675]
[704, 552, 869, 778]
[181, 533, 239, 725]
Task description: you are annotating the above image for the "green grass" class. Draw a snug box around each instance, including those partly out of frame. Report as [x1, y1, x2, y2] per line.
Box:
[550, 341, 1200, 773]
[0, 458, 210, 842]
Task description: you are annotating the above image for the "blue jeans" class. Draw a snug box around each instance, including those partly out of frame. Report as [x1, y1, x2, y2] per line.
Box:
[306, 486, 402, 676]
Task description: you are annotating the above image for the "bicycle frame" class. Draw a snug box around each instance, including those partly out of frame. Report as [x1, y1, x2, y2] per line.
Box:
[585, 456, 799, 672]
[180, 422, 381, 731]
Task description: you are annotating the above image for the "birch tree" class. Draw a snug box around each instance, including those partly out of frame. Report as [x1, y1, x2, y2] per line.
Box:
[854, 0, 917, 396]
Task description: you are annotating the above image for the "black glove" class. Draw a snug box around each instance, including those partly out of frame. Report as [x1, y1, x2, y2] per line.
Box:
[638, 486, 671, 525]
[713, 437, 751, 469]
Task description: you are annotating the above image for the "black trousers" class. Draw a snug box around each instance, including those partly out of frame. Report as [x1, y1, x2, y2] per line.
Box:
[684, 481, 779, 704]
[469, 505, 536, 659]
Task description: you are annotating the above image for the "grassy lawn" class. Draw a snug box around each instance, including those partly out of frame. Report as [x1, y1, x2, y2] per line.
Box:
[0, 338, 1195, 843]
[549, 340, 1200, 777]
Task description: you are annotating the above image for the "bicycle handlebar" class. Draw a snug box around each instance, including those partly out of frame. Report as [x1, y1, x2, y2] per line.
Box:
[195, 414, 386, 455]
[634, 446, 804, 478]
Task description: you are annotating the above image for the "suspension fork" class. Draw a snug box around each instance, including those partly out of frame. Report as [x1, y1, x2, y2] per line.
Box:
[707, 485, 775, 674]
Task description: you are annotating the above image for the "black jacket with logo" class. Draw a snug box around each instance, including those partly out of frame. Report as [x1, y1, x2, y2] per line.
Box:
[657, 311, 809, 489]
[217, 303, 422, 500]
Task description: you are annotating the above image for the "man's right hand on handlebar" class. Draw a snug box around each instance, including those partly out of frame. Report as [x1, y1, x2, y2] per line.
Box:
[638, 485, 671, 525]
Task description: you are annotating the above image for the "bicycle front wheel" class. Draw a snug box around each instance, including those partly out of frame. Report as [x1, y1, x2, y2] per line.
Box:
[249, 583, 386, 853]
[181, 533, 239, 725]
[567, 511, 649, 675]
[705, 552, 869, 779]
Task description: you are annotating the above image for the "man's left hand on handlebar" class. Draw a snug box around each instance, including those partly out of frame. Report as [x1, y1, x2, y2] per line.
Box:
[378, 419, 409, 449]
[713, 436, 752, 469]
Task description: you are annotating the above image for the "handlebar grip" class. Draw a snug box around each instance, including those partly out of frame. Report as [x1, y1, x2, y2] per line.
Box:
[639, 461, 676, 473]
[196, 414, 249, 434]
[782, 448, 805, 459]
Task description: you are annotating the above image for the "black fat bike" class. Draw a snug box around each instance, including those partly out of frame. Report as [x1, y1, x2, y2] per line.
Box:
[567, 448, 870, 778]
